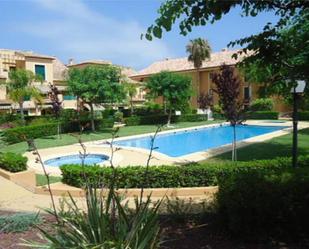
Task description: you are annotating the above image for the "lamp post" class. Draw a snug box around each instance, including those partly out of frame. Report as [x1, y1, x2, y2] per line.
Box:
[291, 80, 306, 168]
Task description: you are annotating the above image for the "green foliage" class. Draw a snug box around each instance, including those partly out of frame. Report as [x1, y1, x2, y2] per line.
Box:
[299, 111, 309, 121]
[216, 166, 309, 237]
[247, 111, 279, 120]
[0, 152, 27, 172]
[0, 213, 42, 233]
[0, 113, 21, 125]
[186, 38, 211, 69]
[60, 156, 309, 189]
[146, 71, 192, 124]
[250, 98, 273, 111]
[100, 118, 114, 129]
[124, 114, 207, 126]
[67, 65, 125, 130]
[113, 111, 124, 123]
[29, 117, 55, 126]
[124, 115, 141, 126]
[2, 123, 58, 144]
[26, 187, 161, 248]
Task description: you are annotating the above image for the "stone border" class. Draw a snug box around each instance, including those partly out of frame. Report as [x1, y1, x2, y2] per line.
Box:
[34, 182, 218, 198]
[0, 168, 36, 192]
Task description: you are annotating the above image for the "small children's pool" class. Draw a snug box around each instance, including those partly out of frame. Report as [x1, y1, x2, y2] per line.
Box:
[114, 125, 288, 157]
[44, 154, 109, 167]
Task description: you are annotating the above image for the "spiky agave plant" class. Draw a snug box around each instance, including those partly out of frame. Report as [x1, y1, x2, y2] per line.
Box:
[24, 186, 161, 249]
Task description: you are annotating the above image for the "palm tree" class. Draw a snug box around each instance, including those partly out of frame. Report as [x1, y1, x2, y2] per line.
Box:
[124, 82, 137, 115]
[186, 38, 211, 105]
[6, 69, 43, 124]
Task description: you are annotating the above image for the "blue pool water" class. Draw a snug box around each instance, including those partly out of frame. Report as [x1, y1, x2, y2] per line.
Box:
[44, 154, 109, 167]
[115, 125, 287, 157]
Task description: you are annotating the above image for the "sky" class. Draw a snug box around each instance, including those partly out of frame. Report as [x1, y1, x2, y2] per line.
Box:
[0, 0, 279, 70]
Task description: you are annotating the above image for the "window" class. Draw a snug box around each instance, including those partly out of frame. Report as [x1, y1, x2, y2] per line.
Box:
[63, 95, 76, 100]
[35, 65, 46, 80]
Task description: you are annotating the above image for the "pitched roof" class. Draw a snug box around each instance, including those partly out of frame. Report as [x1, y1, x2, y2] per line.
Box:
[53, 58, 68, 81]
[68, 60, 112, 67]
[133, 49, 247, 77]
[17, 51, 55, 60]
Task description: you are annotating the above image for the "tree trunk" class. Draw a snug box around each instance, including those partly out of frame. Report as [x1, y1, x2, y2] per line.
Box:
[232, 124, 237, 161]
[19, 101, 25, 125]
[89, 102, 95, 132]
[130, 96, 134, 115]
[167, 106, 172, 127]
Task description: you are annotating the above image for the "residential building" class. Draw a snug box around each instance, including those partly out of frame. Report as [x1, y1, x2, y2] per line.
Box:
[130, 49, 290, 113]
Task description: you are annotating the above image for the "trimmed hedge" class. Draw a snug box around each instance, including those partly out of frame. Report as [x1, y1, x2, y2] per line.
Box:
[216, 166, 309, 237]
[247, 111, 279, 120]
[0, 152, 28, 172]
[299, 111, 309, 121]
[60, 156, 309, 189]
[124, 114, 208, 126]
[2, 123, 58, 144]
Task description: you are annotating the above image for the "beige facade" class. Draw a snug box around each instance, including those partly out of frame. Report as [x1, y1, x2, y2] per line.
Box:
[130, 49, 291, 113]
[0, 49, 72, 115]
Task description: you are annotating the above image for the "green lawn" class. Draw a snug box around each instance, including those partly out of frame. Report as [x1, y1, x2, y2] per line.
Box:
[0, 121, 220, 154]
[36, 174, 62, 186]
[212, 128, 309, 162]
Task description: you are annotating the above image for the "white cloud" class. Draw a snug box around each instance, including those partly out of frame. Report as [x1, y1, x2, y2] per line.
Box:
[19, 0, 173, 69]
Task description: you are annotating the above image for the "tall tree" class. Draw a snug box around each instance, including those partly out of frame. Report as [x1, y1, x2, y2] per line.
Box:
[124, 82, 137, 115]
[67, 65, 125, 131]
[6, 69, 42, 124]
[146, 71, 192, 126]
[186, 38, 211, 105]
[48, 83, 63, 137]
[211, 65, 244, 161]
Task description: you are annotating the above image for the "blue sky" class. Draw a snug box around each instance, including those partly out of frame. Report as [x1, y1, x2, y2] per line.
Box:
[0, 0, 278, 70]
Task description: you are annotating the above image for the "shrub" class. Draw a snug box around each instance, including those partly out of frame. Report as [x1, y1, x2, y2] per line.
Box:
[0, 113, 21, 125]
[212, 104, 223, 114]
[0, 213, 42, 233]
[124, 116, 141, 126]
[114, 111, 124, 123]
[100, 118, 114, 129]
[177, 114, 207, 122]
[216, 166, 309, 237]
[250, 98, 273, 111]
[60, 156, 309, 189]
[0, 152, 28, 172]
[2, 123, 58, 144]
[299, 111, 309, 121]
[29, 117, 55, 126]
[247, 111, 279, 120]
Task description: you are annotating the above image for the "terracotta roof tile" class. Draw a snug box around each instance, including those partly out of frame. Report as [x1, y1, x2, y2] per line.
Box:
[133, 49, 248, 77]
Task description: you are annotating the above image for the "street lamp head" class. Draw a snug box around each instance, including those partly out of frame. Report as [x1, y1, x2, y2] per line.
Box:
[290, 80, 306, 93]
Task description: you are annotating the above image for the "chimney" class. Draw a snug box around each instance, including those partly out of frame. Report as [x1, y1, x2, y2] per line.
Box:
[68, 58, 74, 65]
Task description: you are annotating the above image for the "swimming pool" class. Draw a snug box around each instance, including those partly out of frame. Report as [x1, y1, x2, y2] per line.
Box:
[44, 154, 109, 167]
[114, 125, 287, 157]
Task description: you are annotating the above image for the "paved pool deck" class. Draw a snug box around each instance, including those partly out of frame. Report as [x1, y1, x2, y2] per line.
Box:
[24, 120, 309, 176]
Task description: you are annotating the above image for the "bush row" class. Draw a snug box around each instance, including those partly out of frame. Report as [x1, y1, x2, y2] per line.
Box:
[2, 123, 59, 144]
[124, 114, 208, 126]
[216, 165, 309, 237]
[0, 152, 28, 172]
[60, 156, 309, 189]
[246, 111, 279, 120]
[299, 111, 309, 121]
